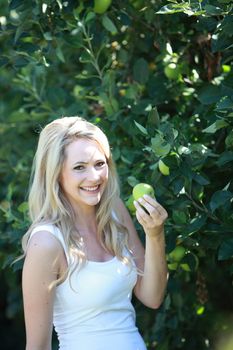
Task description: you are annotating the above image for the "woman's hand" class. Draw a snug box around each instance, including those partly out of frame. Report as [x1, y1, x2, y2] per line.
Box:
[134, 194, 168, 237]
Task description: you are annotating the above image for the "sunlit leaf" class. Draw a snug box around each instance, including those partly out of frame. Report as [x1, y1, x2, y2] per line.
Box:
[134, 121, 148, 135]
[202, 120, 229, 133]
[102, 15, 118, 34]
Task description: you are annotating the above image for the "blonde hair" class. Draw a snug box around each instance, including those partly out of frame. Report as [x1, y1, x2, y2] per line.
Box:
[21, 116, 132, 287]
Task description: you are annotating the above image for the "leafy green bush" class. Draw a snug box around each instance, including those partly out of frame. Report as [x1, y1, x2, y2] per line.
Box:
[0, 0, 232, 349]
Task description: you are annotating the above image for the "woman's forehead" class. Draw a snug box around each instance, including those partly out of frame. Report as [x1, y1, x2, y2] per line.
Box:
[64, 138, 106, 162]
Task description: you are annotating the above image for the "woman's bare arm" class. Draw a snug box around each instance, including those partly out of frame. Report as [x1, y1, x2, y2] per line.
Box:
[22, 231, 63, 350]
[117, 197, 168, 309]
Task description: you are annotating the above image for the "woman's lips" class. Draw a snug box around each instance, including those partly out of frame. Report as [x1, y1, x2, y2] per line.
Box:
[80, 185, 100, 193]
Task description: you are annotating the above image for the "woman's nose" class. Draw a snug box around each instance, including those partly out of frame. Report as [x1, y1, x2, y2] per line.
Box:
[87, 167, 100, 181]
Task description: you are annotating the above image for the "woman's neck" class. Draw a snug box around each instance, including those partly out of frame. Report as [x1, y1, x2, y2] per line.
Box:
[74, 209, 98, 234]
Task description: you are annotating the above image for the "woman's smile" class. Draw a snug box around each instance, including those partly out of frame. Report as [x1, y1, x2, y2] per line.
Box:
[79, 184, 101, 193]
[60, 138, 109, 211]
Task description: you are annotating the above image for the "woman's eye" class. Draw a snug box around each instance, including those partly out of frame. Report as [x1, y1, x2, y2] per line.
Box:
[74, 165, 84, 171]
[96, 161, 105, 167]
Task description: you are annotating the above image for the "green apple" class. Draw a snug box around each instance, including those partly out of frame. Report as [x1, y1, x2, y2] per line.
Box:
[168, 262, 178, 271]
[158, 159, 170, 176]
[126, 195, 136, 215]
[93, 0, 112, 14]
[130, 0, 144, 9]
[132, 183, 155, 201]
[169, 246, 186, 262]
[180, 263, 191, 272]
[164, 63, 181, 80]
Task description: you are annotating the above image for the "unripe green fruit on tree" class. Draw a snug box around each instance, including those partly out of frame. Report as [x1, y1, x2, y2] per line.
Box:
[168, 262, 178, 271]
[132, 183, 155, 201]
[93, 0, 112, 14]
[180, 263, 191, 272]
[126, 195, 136, 215]
[158, 160, 170, 176]
[169, 246, 186, 262]
[130, 0, 144, 9]
[164, 63, 181, 80]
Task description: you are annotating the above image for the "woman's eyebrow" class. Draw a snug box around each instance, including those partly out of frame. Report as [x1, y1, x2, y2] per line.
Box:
[73, 159, 105, 166]
[73, 161, 88, 166]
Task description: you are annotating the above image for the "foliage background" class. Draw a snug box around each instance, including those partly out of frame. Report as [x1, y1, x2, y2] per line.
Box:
[0, 0, 233, 349]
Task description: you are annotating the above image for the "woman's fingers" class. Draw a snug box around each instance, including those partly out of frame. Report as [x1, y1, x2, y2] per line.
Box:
[133, 195, 168, 228]
[134, 204, 150, 227]
[135, 195, 167, 218]
[142, 195, 168, 218]
[133, 200, 151, 223]
[135, 198, 156, 215]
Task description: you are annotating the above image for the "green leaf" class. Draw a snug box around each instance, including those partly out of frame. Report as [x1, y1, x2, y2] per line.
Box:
[197, 85, 222, 105]
[216, 151, 233, 166]
[212, 34, 233, 52]
[218, 0, 233, 3]
[225, 131, 233, 149]
[134, 121, 148, 135]
[0, 56, 9, 67]
[204, 5, 225, 15]
[156, 4, 187, 15]
[14, 25, 25, 44]
[218, 238, 233, 260]
[9, 0, 24, 10]
[148, 107, 160, 127]
[172, 210, 187, 224]
[182, 253, 199, 271]
[8, 110, 30, 122]
[193, 173, 210, 186]
[151, 134, 171, 156]
[17, 201, 28, 213]
[127, 176, 138, 187]
[210, 190, 233, 212]
[156, 3, 204, 16]
[133, 58, 149, 85]
[56, 46, 65, 63]
[102, 15, 118, 34]
[216, 96, 233, 110]
[184, 214, 207, 236]
[99, 93, 119, 117]
[220, 14, 233, 36]
[85, 11, 96, 23]
[43, 32, 53, 41]
[202, 120, 229, 133]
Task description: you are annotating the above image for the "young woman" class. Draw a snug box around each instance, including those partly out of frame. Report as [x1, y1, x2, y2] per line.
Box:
[22, 116, 168, 350]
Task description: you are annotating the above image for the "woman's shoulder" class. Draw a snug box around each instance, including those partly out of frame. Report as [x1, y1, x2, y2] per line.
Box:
[28, 224, 62, 251]
[30, 223, 65, 240]
[27, 223, 69, 261]
[23, 226, 64, 286]
[27, 223, 69, 262]
[30, 223, 57, 235]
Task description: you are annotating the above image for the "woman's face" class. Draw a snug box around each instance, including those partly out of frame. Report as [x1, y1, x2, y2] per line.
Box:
[59, 138, 109, 211]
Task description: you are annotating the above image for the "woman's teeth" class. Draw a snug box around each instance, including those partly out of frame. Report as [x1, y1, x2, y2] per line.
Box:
[81, 185, 99, 192]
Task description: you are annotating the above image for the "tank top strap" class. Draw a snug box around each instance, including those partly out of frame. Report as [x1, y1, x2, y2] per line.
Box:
[29, 224, 70, 264]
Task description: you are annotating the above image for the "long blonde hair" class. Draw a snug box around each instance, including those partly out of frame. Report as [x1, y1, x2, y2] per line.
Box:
[22, 116, 131, 286]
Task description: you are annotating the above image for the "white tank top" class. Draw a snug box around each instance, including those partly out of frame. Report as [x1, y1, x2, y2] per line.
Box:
[29, 224, 147, 350]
